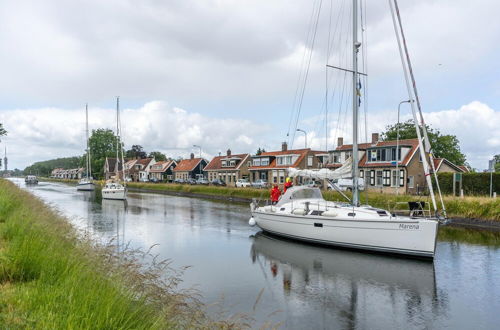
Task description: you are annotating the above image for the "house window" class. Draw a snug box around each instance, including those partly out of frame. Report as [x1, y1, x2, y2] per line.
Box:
[383, 170, 391, 186]
[391, 170, 398, 187]
[261, 158, 269, 166]
[370, 150, 377, 162]
[333, 155, 339, 163]
[222, 160, 227, 167]
[247, 161, 251, 167]
[376, 171, 383, 186]
[370, 170, 375, 186]
[307, 156, 313, 166]
[359, 170, 364, 178]
[272, 170, 277, 183]
[230, 160, 236, 166]
[279, 170, 285, 184]
[252, 159, 261, 166]
[408, 175, 414, 188]
[399, 170, 405, 187]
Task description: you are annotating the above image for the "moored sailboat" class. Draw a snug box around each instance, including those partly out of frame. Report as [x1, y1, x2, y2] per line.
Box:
[77, 103, 95, 191]
[249, 0, 445, 258]
[102, 97, 127, 201]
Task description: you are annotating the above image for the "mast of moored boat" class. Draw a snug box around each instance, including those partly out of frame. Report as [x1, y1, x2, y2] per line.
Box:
[115, 97, 120, 181]
[351, 0, 360, 206]
[85, 103, 91, 180]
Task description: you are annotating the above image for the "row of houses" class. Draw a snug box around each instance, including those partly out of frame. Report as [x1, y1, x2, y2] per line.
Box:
[102, 133, 468, 194]
[51, 167, 85, 179]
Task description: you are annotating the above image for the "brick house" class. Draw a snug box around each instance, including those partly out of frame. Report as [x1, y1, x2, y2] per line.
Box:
[204, 149, 250, 186]
[104, 157, 124, 180]
[248, 142, 327, 185]
[149, 160, 177, 182]
[127, 158, 156, 182]
[328, 133, 465, 194]
[173, 153, 208, 181]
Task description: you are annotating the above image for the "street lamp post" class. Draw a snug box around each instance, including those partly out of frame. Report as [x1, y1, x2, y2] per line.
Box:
[490, 158, 496, 198]
[296, 129, 307, 148]
[396, 100, 412, 195]
[193, 145, 202, 179]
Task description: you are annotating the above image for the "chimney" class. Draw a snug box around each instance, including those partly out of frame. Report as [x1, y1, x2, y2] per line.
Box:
[227, 149, 231, 156]
[337, 137, 344, 147]
[372, 133, 379, 144]
[190, 153, 195, 159]
[282, 142, 288, 151]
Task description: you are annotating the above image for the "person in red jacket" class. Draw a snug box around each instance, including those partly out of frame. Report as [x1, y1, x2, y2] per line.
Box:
[270, 184, 281, 204]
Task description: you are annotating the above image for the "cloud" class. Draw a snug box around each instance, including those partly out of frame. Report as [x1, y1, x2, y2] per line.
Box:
[295, 101, 500, 170]
[0, 101, 272, 169]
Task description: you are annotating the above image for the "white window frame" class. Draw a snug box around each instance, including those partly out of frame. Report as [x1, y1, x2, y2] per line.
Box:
[408, 175, 414, 188]
[307, 156, 313, 166]
[376, 170, 383, 186]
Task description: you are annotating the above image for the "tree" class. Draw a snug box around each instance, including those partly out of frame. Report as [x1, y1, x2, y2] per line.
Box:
[126, 145, 147, 159]
[256, 148, 266, 156]
[24, 156, 82, 177]
[88, 128, 121, 179]
[148, 151, 166, 161]
[494, 154, 500, 172]
[381, 119, 467, 166]
[0, 123, 7, 140]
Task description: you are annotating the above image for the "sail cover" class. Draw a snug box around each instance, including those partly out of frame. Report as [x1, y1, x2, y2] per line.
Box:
[287, 158, 352, 180]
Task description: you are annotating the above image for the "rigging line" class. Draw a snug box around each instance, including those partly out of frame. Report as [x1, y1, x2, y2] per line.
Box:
[291, 0, 323, 146]
[325, 0, 333, 151]
[332, 2, 351, 147]
[286, 0, 319, 144]
[360, 0, 368, 144]
[393, 0, 446, 217]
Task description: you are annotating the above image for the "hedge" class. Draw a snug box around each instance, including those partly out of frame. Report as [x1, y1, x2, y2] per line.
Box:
[435, 172, 500, 196]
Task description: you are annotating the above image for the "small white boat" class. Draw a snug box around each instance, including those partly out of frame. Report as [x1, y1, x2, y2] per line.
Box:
[77, 178, 95, 191]
[102, 180, 126, 200]
[77, 103, 95, 191]
[25, 175, 38, 184]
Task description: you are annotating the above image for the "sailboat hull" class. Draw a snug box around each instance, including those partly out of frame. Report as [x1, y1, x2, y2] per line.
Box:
[102, 188, 126, 200]
[253, 211, 438, 258]
[76, 182, 95, 191]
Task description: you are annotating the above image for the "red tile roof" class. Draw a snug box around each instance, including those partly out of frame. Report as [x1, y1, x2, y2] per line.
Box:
[173, 158, 204, 172]
[150, 160, 176, 173]
[205, 153, 250, 171]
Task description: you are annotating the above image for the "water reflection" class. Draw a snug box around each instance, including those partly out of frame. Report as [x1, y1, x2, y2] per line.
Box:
[251, 232, 447, 329]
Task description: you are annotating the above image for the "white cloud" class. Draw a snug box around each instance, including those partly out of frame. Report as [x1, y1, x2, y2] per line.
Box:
[295, 101, 500, 170]
[0, 101, 272, 169]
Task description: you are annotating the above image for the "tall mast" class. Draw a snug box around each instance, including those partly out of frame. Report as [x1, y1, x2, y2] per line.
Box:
[85, 103, 90, 179]
[116, 97, 120, 180]
[388, 0, 438, 214]
[352, 0, 360, 206]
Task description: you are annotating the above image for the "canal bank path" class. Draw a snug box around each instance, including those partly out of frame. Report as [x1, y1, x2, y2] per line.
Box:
[12, 178, 500, 329]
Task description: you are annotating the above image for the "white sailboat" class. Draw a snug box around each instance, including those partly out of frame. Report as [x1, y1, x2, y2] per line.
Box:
[249, 0, 445, 258]
[102, 97, 127, 201]
[77, 103, 96, 191]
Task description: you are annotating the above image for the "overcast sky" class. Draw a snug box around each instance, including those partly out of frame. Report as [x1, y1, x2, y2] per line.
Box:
[1, 0, 499, 170]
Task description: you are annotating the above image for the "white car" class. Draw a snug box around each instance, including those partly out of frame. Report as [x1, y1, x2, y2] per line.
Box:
[331, 178, 365, 191]
[236, 179, 251, 188]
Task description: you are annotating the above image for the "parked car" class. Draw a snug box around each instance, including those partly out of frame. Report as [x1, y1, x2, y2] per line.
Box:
[174, 178, 185, 184]
[235, 179, 251, 188]
[149, 178, 159, 183]
[331, 178, 365, 191]
[196, 178, 210, 185]
[211, 179, 226, 186]
[251, 179, 268, 189]
[186, 178, 197, 185]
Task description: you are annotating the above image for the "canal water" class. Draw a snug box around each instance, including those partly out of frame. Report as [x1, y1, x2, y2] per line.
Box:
[13, 179, 500, 329]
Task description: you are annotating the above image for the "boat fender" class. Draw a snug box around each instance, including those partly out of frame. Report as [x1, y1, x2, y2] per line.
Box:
[323, 210, 338, 217]
[248, 217, 256, 226]
[292, 208, 307, 215]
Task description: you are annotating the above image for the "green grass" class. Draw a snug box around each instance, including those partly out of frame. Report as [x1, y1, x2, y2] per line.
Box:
[0, 179, 242, 329]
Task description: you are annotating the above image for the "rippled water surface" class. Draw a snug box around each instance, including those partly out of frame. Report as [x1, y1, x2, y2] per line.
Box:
[13, 179, 500, 329]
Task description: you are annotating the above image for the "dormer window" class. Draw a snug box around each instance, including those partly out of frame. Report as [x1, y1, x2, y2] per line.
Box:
[230, 160, 236, 166]
[222, 160, 227, 167]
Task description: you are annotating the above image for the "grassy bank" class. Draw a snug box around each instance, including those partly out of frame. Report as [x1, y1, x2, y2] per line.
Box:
[0, 179, 238, 329]
[127, 182, 500, 221]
